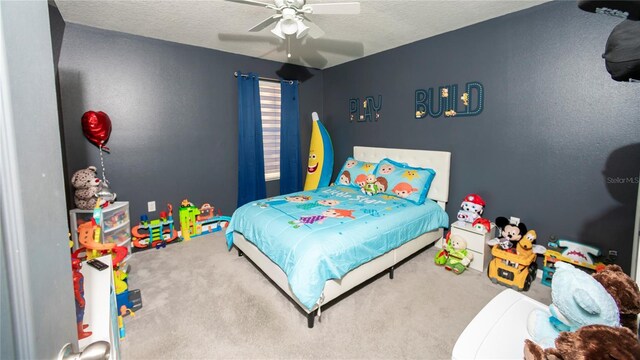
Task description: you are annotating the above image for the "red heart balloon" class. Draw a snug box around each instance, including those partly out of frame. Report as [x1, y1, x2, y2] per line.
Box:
[81, 111, 112, 151]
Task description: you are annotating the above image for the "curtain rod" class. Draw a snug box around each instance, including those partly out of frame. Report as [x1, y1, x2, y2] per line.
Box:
[234, 71, 294, 84]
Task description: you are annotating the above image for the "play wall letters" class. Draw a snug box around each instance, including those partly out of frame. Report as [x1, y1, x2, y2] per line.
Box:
[349, 95, 382, 122]
[415, 81, 484, 118]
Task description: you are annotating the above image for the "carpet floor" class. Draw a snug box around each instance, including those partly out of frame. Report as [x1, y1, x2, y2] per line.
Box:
[120, 232, 551, 359]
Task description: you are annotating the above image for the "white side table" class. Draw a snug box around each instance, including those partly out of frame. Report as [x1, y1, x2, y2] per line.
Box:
[450, 220, 496, 272]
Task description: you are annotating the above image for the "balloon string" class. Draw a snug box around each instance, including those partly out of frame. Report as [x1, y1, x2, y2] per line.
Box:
[99, 145, 109, 185]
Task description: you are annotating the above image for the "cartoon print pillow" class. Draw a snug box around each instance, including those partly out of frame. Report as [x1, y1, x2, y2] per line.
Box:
[373, 158, 436, 205]
[334, 157, 378, 188]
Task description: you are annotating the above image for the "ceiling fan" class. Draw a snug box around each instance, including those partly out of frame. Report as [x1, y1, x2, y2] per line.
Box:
[226, 0, 361, 57]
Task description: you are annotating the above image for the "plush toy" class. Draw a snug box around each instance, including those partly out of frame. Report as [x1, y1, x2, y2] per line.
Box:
[592, 264, 640, 333]
[362, 174, 379, 196]
[472, 218, 491, 233]
[491, 216, 527, 250]
[434, 232, 452, 266]
[71, 166, 103, 210]
[524, 324, 640, 360]
[456, 194, 486, 223]
[527, 262, 620, 349]
[443, 235, 474, 274]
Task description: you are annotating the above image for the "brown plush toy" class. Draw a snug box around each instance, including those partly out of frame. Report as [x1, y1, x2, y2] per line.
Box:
[524, 325, 640, 360]
[592, 264, 640, 333]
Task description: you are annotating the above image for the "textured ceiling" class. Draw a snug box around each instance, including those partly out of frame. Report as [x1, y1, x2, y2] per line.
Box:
[54, 0, 548, 69]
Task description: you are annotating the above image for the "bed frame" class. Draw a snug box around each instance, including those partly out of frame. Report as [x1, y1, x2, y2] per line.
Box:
[232, 146, 451, 328]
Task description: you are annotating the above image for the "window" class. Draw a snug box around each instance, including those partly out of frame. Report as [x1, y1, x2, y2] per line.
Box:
[259, 80, 281, 181]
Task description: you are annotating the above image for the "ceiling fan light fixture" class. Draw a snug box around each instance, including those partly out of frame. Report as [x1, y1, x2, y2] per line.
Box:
[271, 21, 286, 39]
[280, 18, 298, 35]
[295, 18, 309, 39]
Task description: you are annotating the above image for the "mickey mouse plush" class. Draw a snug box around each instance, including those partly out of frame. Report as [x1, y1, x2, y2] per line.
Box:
[494, 216, 527, 250]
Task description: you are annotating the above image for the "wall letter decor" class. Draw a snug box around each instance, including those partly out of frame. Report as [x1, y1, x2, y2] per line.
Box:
[415, 81, 484, 119]
[349, 95, 382, 122]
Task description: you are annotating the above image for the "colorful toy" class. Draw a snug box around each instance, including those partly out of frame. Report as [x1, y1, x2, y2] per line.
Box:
[489, 216, 527, 251]
[71, 256, 92, 340]
[131, 203, 179, 249]
[434, 232, 473, 274]
[179, 199, 231, 241]
[362, 174, 379, 196]
[472, 218, 491, 233]
[526, 262, 619, 350]
[487, 229, 541, 291]
[303, 112, 334, 190]
[541, 239, 604, 287]
[456, 194, 485, 223]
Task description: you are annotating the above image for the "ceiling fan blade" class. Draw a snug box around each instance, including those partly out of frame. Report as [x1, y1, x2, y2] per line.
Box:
[308, 2, 360, 15]
[305, 38, 364, 57]
[225, 0, 275, 8]
[301, 15, 325, 39]
[218, 33, 282, 45]
[249, 14, 282, 32]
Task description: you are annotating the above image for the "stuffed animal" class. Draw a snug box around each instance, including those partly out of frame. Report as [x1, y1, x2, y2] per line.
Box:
[472, 218, 491, 233]
[493, 216, 527, 250]
[71, 166, 103, 210]
[592, 264, 640, 333]
[443, 235, 474, 274]
[527, 262, 620, 349]
[456, 194, 486, 223]
[362, 174, 379, 196]
[524, 324, 640, 360]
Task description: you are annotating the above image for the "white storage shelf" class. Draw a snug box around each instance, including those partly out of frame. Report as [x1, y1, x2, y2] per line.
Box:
[78, 255, 120, 359]
[449, 220, 497, 273]
[70, 201, 131, 262]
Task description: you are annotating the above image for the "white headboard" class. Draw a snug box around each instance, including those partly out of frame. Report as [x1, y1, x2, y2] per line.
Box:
[353, 146, 451, 209]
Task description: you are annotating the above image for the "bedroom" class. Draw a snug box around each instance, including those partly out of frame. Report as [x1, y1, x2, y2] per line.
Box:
[1, 0, 639, 359]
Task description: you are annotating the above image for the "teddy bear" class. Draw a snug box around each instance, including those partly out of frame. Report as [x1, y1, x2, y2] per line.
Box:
[526, 262, 620, 350]
[456, 194, 486, 223]
[592, 264, 640, 333]
[71, 166, 103, 209]
[523, 324, 640, 360]
[440, 234, 473, 274]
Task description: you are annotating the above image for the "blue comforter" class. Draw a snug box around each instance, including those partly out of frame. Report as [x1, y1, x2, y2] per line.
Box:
[225, 185, 449, 310]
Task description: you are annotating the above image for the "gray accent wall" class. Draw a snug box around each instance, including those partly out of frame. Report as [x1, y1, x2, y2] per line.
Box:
[322, 2, 640, 271]
[57, 24, 323, 223]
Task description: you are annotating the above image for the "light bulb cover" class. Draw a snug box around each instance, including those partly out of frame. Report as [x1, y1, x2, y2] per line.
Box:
[271, 21, 286, 39]
[295, 18, 309, 39]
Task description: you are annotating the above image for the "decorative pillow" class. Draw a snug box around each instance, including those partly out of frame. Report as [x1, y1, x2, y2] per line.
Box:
[334, 157, 378, 188]
[373, 158, 436, 205]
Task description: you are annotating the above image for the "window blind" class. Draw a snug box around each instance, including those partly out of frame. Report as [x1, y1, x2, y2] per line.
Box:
[259, 80, 281, 181]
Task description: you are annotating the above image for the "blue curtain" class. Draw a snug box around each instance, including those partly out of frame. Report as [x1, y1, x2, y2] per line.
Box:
[279, 80, 302, 194]
[237, 72, 266, 207]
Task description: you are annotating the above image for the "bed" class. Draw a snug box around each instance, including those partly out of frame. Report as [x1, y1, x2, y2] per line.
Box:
[226, 146, 451, 327]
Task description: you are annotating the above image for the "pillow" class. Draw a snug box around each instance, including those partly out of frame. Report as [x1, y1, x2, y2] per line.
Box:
[334, 157, 378, 188]
[373, 158, 436, 204]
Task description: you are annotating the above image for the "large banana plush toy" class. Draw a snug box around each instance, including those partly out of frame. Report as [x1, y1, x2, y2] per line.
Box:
[303, 112, 333, 190]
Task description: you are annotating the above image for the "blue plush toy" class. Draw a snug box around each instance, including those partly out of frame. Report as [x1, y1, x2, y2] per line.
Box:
[527, 262, 620, 349]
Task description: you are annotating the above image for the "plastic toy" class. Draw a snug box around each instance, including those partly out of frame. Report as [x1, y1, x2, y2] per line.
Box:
[179, 199, 231, 241]
[472, 218, 491, 233]
[541, 239, 604, 287]
[131, 203, 179, 250]
[487, 229, 541, 291]
[74, 199, 128, 267]
[456, 194, 486, 223]
[527, 262, 619, 349]
[71, 257, 92, 340]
